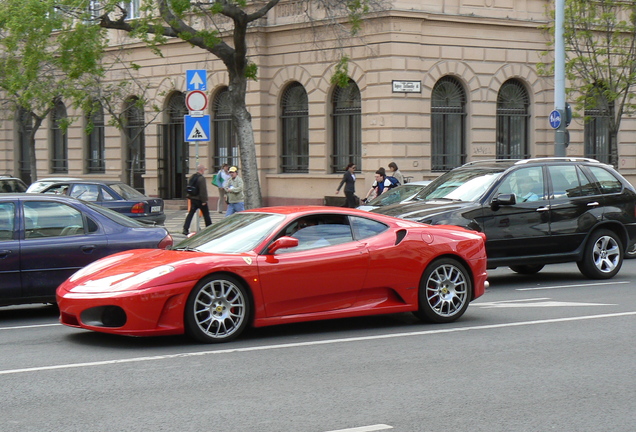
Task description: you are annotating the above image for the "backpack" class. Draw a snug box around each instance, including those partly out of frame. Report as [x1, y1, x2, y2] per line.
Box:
[385, 176, 401, 190]
[186, 173, 200, 196]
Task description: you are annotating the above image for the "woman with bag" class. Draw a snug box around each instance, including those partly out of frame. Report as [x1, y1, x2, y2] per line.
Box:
[215, 163, 231, 213]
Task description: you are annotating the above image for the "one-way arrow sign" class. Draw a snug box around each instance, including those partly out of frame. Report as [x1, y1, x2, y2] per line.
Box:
[186, 70, 207, 91]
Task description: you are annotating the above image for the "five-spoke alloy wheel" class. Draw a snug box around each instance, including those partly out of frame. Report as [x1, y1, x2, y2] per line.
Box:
[577, 229, 623, 279]
[185, 274, 251, 343]
[414, 258, 472, 323]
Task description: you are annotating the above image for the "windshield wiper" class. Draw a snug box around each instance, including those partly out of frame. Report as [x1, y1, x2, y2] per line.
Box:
[173, 246, 199, 252]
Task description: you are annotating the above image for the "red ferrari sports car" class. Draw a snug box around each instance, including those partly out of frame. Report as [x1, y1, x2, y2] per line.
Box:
[57, 206, 488, 343]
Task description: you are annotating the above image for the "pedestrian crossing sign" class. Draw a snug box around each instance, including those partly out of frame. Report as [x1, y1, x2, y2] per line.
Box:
[184, 115, 210, 142]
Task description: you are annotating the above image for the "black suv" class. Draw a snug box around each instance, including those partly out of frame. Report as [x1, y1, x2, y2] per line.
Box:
[373, 158, 636, 279]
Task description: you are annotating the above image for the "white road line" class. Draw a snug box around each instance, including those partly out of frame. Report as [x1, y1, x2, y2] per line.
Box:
[325, 425, 393, 432]
[516, 281, 630, 291]
[1, 311, 634, 376]
[0, 323, 60, 331]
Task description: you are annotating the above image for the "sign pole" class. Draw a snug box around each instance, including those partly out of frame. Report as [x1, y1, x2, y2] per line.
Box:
[554, 0, 567, 156]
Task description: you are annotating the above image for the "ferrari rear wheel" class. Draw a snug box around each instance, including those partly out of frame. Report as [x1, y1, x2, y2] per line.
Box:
[414, 258, 472, 324]
[185, 274, 251, 343]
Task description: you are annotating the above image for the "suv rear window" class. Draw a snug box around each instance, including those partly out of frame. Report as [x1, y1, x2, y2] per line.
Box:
[587, 166, 623, 194]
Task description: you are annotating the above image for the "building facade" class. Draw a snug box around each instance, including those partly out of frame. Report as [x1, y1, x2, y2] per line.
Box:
[2, 0, 635, 206]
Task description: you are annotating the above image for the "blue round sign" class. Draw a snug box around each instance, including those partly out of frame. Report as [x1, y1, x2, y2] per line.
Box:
[549, 110, 562, 129]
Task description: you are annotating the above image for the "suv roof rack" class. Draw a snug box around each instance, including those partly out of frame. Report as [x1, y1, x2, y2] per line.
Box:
[515, 157, 601, 165]
[461, 159, 520, 166]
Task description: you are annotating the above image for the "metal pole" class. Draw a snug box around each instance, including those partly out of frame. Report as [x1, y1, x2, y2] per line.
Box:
[554, 0, 567, 156]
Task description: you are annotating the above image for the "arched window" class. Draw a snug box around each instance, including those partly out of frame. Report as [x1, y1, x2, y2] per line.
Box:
[281, 82, 309, 173]
[497, 79, 530, 159]
[431, 76, 466, 171]
[585, 93, 612, 164]
[51, 99, 68, 173]
[124, 97, 145, 191]
[212, 88, 239, 169]
[86, 102, 105, 173]
[331, 79, 361, 173]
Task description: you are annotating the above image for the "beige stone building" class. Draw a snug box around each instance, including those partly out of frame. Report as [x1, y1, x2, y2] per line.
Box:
[2, 0, 635, 207]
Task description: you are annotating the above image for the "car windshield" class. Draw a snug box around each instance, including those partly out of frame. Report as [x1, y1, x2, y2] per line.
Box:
[414, 168, 503, 202]
[366, 184, 424, 206]
[84, 201, 148, 228]
[108, 183, 146, 199]
[175, 212, 285, 254]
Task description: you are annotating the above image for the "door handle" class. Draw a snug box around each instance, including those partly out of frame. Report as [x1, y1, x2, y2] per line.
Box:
[536, 206, 550, 212]
[81, 245, 96, 253]
[587, 202, 600, 207]
[0, 249, 11, 259]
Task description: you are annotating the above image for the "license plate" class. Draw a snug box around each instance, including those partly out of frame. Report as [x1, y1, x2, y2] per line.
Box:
[151, 206, 161, 213]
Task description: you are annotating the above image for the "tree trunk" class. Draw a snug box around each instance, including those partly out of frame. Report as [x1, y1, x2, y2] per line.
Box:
[229, 74, 262, 209]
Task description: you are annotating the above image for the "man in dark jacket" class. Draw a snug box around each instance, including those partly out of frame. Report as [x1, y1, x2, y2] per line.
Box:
[183, 164, 212, 235]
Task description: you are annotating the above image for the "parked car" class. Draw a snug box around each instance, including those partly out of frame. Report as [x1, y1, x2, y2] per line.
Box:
[372, 158, 636, 279]
[41, 180, 166, 225]
[0, 176, 28, 193]
[357, 180, 432, 211]
[26, 177, 82, 193]
[0, 194, 173, 307]
[57, 206, 488, 343]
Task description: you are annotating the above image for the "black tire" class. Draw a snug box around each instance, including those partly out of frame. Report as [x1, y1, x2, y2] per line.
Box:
[576, 229, 623, 279]
[184, 274, 251, 343]
[625, 242, 636, 259]
[413, 258, 472, 324]
[509, 264, 545, 275]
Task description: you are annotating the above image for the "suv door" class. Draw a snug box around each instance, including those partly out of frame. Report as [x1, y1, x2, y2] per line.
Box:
[546, 164, 603, 254]
[482, 166, 550, 260]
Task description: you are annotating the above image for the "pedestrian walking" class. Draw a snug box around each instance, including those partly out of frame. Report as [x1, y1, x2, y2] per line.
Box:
[183, 164, 212, 235]
[215, 163, 231, 213]
[335, 162, 358, 208]
[225, 166, 245, 216]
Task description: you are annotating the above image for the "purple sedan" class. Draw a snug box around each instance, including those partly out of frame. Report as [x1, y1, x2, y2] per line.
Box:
[0, 193, 173, 306]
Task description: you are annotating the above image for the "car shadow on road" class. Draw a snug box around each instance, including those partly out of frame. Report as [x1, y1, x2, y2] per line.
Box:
[0, 304, 59, 323]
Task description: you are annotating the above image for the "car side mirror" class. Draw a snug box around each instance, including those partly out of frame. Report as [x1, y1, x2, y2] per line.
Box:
[491, 193, 516, 210]
[267, 236, 299, 254]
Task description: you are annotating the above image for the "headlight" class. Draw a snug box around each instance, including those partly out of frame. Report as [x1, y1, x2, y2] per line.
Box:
[71, 265, 175, 293]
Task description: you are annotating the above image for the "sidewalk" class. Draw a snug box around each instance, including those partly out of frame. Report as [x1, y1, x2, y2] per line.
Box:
[163, 207, 226, 242]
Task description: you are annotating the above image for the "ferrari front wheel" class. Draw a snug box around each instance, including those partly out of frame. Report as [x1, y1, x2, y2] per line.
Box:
[414, 258, 472, 324]
[185, 274, 251, 343]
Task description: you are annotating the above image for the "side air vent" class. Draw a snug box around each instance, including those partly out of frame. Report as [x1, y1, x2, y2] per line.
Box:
[395, 229, 407, 245]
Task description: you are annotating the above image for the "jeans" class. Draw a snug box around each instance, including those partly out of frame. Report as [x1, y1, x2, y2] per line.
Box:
[225, 202, 245, 217]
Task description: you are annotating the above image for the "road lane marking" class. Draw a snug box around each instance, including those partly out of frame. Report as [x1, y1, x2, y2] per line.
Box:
[0, 311, 634, 376]
[0, 323, 60, 331]
[476, 300, 615, 308]
[516, 281, 630, 291]
[325, 425, 393, 432]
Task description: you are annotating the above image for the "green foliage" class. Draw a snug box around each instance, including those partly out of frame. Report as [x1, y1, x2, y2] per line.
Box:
[330, 56, 351, 88]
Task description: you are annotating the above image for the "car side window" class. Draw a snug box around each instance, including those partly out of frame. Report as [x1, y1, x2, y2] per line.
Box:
[277, 215, 353, 253]
[548, 165, 600, 198]
[587, 166, 623, 194]
[497, 167, 545, 202]
[350, 216, 389, 240]
[71, 184, 100, 201]
[23, 201, 85, 239]
[0, 202, 15, 240]
[101, 187, 117, 201]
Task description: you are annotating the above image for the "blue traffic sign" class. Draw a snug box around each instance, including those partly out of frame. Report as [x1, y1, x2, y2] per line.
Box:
[184, 115, 210, 142]
[186, 70, 207, 91]
[549, 110, 562, 129]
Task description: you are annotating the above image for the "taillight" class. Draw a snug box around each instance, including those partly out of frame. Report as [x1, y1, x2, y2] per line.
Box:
[131, 202, 145, 214]
[157, 234, 174, 249]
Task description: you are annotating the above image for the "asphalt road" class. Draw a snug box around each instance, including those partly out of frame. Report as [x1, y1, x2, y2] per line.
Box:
[1, 262, 635, 432]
